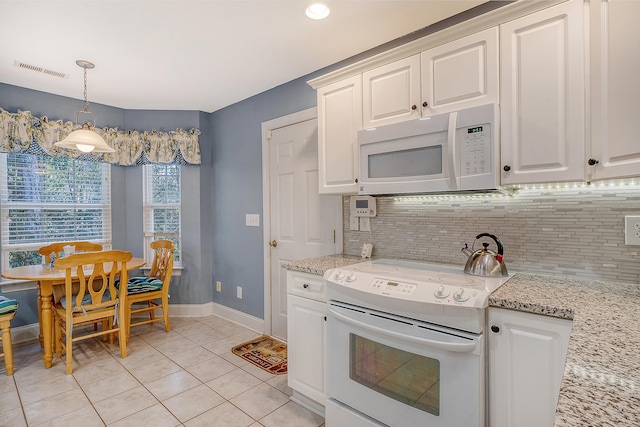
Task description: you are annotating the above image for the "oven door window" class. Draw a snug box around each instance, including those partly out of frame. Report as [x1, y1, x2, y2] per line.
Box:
[349, 333, 440, 416]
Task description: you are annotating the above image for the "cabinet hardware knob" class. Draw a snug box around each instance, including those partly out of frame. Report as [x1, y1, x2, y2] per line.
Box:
[503, 165, 511, 172]
[324, 316, 327, 321]
[588, 158, 599, 166]
[422, 101, 428, 108]
[269, 240, 278, 247]
[303, 283, 309, 289]
[355, 178, 358, 183]
[491, 325, 500, 333]
[411, 105, 417, 110]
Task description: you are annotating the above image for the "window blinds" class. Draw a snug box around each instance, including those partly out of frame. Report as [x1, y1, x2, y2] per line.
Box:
[143, 164, 181, 266]
[0, 153, 111, 268]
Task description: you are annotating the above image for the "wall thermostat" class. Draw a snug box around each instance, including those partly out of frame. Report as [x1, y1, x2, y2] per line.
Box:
[350, 195, 376, 217]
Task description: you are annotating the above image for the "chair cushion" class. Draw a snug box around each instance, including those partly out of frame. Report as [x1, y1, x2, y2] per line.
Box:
[0, 296, 18, 315]
[125, 276, 163, 294]
[60, 291, 112, 309]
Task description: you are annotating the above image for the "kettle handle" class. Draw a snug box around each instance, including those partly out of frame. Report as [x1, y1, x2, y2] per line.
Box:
[475, 233, 504, 261]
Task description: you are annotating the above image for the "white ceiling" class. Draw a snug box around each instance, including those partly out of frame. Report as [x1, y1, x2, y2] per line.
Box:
[0, 1, 486, 113]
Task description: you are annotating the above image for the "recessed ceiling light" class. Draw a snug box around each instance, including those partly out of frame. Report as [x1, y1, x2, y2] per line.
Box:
[305, 2, 330, 20]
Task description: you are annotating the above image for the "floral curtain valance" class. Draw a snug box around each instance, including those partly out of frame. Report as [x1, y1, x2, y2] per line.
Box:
[0, 108, 201, 165]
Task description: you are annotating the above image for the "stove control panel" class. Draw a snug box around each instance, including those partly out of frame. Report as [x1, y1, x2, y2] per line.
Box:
[369, 278, 417, 295]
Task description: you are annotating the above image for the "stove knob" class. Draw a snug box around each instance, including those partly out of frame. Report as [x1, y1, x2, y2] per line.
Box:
[333, 271, 344, 281]
[434, 285, 449, 299]
[346, 272, 357, 282]
[453, 288, 470, 302]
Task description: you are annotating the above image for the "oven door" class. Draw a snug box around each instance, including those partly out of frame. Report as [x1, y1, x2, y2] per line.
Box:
[326, 301, 485, 427]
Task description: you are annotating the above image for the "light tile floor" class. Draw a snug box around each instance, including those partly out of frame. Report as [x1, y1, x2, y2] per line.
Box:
[0, 315, 326, 427]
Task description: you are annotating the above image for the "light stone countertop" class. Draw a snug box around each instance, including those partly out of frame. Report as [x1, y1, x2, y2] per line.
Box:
[489, 273, 640, 427]
[283, 256, 640, 426]
[282, 254, 365, 276]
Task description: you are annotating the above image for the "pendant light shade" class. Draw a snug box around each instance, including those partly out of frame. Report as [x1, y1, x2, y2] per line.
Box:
[55, 124, 114, 153]
[55, 60, 114, 153]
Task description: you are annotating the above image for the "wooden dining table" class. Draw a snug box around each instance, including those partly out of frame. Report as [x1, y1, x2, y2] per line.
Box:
[1, 256, 146, 368]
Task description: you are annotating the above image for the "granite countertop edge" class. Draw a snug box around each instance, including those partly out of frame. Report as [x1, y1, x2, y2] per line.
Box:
[283, 256, 640, 427]
[282, 254, 365, 276]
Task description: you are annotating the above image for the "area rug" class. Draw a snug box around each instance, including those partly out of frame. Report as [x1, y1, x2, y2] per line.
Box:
[232, 335, 287, 375]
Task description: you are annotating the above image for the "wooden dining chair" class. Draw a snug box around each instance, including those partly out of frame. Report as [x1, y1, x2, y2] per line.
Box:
[123, 240, 174, 341]
[52, 250, 131, 374]
[39, 241, 104, 333]
[38, 241, 103, 263]
[0, 296, 19, 375]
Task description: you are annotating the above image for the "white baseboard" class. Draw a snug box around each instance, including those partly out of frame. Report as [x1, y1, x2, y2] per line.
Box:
[11, 323, 40, 345]
[168, 302, 214, 318]
[169, 302, 265, 334]
[209, 302, 265, 334]
[12, 303, 266, 345]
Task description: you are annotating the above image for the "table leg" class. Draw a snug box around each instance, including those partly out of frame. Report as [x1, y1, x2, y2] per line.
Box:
[37, 286, 44, 347]
[39, 282, 54, 368]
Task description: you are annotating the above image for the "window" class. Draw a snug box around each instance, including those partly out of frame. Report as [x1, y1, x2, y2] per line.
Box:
[0, 153, 111, 269]
[143, 164, 181, 267]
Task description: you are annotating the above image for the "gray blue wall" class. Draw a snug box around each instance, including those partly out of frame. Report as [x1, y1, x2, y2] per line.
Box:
[0, 83, 211, 326]
[0, 2, 505, 326]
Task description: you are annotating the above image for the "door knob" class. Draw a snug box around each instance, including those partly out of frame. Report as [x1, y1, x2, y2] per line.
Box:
[269, 240, 278, 247]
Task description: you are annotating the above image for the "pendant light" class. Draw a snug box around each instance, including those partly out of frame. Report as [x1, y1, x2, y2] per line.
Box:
[55, 60, 114, 153]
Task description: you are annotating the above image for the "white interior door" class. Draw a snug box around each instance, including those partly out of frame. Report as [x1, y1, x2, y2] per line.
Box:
[268, 117, 340, 340]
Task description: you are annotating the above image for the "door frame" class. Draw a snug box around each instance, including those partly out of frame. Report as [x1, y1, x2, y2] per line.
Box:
[261, 107, 343, 337]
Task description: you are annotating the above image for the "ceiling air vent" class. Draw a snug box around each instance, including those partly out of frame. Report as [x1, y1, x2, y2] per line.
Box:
[14, 60, 68, 79]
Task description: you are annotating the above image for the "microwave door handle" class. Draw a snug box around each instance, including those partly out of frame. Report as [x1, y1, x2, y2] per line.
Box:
[447, 111, 458, 189]
[328, 305, 478, 353]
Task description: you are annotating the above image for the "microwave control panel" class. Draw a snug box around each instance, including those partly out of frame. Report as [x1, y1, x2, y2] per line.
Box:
[460, 123, 491, 176]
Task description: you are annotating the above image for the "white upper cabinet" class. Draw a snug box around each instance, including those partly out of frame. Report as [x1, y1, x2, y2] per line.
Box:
[500, 0, 585, 185]
[362, 28, 499, 129]
[362, 55, 421, 128]
[588, 0, 640, 181]
[317, 75, 362, 194]
[421, 27, 499, 115]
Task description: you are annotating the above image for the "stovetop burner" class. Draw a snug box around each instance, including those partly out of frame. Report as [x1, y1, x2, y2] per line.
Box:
[428, 274, 478, 287]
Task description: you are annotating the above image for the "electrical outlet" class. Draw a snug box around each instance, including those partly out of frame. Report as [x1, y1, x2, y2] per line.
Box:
[237, 286, 243, 299]
[625, 215, 640, 245]
[350, 215, 359, 231]
[216, 281, 221, 292]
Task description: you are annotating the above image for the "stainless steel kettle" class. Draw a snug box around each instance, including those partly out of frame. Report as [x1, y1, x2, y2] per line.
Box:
[461, 233, 508, 277]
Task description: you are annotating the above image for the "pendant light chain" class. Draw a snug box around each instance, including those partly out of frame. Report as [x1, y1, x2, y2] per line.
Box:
[82, 65, 89, 113]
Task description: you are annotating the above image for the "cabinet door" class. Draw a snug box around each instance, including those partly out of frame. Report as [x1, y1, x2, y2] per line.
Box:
[317, 75, 362, 194]
[362, 55, 421, 128]
[421, 27, 499, 115]
[287, 294, 326, 405]
[588, 0, 640, 181]
[500, 0, 585, 185]
[488, 308, 572, 427]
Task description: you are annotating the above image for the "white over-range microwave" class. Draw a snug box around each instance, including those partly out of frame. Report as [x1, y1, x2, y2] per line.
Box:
[357, 103, 499, 195]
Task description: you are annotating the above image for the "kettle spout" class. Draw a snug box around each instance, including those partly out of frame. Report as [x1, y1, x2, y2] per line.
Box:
[461, 243, 473, 257]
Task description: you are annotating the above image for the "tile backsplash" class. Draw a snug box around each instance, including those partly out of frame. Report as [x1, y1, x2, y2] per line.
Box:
[343, 185, 640, 284]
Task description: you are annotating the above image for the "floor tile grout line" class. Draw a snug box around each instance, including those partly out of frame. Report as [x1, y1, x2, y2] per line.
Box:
[10, 315, 305, 427]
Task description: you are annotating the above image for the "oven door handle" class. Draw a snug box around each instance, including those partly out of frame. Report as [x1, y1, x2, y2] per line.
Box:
[328, 306, 478, 353]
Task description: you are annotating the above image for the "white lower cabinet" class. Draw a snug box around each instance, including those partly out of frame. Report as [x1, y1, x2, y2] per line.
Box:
[286, 271, 327, 414]
[488, 308, 572, 427]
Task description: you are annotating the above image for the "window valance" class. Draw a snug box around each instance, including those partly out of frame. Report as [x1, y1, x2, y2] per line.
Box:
[0, 108, 201, 165]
